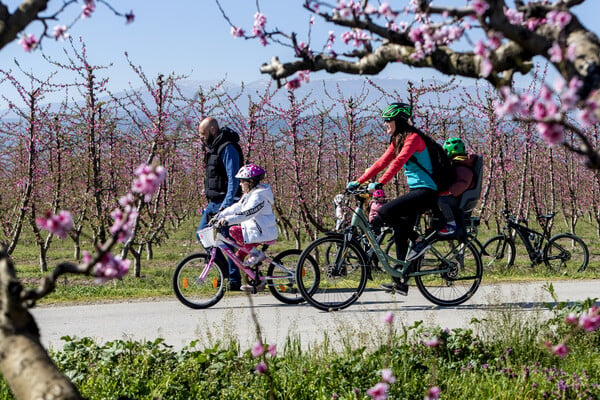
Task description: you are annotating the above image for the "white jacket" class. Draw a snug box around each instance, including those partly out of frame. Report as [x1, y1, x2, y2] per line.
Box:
[219, 183, 278, 244]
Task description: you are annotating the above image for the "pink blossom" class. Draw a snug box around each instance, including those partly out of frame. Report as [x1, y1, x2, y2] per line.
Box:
[504, 7, 523, 24]
[472, 0, 489, 17]
[18, 33, 38, 52]
[425, 386, 441, 400]
[577, 103, 598, 128]
[87, 251, 130, 282]
[382, 311, 394, 324]
[52, 25, 69, 41]
[548, 42, 562, 63]
[474, 40, 486, 56]
[550, 342, 569, 358]
[81, 0, 95, 19]
[564, 313, 579, 325]
[285, 78, 301, 91]
[231, 26, 245, 38]
[366, 382, 389, 400]
[36, 210, 73, 239]
[526, 17, 543, 31]
[579, 307, 600, 332]
[381, 369, 396, 383]
[480, 57, 493, 77]
[423, 336, 439, 347]
[547, 10, 572, 29]
[267, 344, 276, 357]
[536, 122, 565, 145]
[251, 341, 264, 358]
[566, 43, 577, 62]
[110, 206, 138, 243]
[132, 164, 167, 201]
[379, 3, 397, 19]
[125, 11, 135, 24]
[255, 361, 268, 374]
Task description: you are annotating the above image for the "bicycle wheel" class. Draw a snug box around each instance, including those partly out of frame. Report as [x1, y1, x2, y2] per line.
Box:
[415, 239, 482, 306]
[480, 235, 515, 269]
[267, 249, 307, 305]
[296, 235, 368, 311]
[172, 253, 226, 309]
[544, 233, 589, 273]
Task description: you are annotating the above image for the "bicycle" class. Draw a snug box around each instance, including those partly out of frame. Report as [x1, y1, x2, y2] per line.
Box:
[295, 187, 483, 311]
[173, 225, 316, 309]
[480, 209, 589, 273]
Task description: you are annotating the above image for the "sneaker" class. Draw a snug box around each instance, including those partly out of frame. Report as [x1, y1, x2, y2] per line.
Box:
[379, 282, 408, 296]
[406, 240, 431, 261]
[242, 249, 266, 267]
[240, 283, 265, 293]
[438, 224, 457, 237]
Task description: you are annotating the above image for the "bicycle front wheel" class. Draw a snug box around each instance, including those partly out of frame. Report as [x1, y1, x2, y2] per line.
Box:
[296, 235, 368, 312]
[172, 253, 226, 309]
[480, 235, 515, 270]
[267, 249, 307, 305]
[415, 240, 482, 306]
[543, 233, 589, 273]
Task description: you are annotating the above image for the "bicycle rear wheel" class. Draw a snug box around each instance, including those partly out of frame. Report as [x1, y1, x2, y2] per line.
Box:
[415, 240, 482, 306]
[267, 249, 307, 305]
[544, 233, 589, 273]
[172, 253, 226, 309]
[296, 235, 368, 311]
[480, 235, 515, 269]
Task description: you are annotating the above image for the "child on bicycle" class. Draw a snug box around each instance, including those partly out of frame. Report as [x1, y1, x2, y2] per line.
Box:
[437, 138, 477, 236]
[214, 163, 277, 292]
[368, 189, 387, 235]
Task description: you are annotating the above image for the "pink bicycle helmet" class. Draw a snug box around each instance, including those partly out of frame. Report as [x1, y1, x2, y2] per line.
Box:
[235, 163, 266, 181]
[373, 189, 386, 198]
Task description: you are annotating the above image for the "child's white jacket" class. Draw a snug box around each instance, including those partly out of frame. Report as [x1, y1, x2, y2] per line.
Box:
[219, 183, 278, 244]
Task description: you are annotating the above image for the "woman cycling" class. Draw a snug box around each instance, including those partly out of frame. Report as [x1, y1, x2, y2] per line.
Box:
[347, 102, 438, 295]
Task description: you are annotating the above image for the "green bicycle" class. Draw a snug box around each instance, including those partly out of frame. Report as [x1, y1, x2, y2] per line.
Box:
[295, 187, 483, 311]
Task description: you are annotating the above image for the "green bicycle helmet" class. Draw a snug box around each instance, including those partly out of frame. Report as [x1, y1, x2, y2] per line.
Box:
[443, 137, 467, 157]
[381, 102, 412, 122]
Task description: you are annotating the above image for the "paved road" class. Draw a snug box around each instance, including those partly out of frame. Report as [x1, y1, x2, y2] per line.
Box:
[31, 280, 599, 352]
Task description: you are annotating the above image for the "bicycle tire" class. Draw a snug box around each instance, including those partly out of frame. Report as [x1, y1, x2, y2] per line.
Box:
[267, 249, 307, 305]
[296, 235, 368, 312]
[172, 252, 227, 309]
[415, 240, 482, 306]
[480, 235, 516, 269]
[543, 233, 589, 273]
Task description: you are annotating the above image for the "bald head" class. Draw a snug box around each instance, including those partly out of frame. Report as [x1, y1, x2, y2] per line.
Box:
[198, 117, 220, 146]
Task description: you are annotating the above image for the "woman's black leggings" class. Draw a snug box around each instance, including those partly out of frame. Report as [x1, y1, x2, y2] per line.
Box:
[372, 187, 438, 260]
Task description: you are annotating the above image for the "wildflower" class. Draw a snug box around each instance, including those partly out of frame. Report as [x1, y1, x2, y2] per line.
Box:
[267, 344, 276, 357]
[251, 341, 264, 358]
[366, 382, 389, 400]
[579, 307, 600, 332]
[423, 336, 439, 347]
[382, 311, 394, 324]
[36, 210, 73, 239]
[255, 361, 268, 374]
[425, 386, 441, 400]
[381, 369, 396, 383]
[551, 342, 569, 358]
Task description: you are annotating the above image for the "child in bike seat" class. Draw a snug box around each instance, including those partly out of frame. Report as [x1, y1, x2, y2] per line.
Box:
[437, 138, 477, 236]
[368, 189, 387, 235]
[214, 164, 277, 287]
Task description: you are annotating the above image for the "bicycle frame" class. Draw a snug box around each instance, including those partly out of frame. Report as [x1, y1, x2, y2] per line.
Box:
[344, 193, 456, 279]
[503, 217, 550, 264]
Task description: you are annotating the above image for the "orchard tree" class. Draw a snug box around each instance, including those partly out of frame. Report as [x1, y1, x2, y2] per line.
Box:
[220, 0, 600, 168]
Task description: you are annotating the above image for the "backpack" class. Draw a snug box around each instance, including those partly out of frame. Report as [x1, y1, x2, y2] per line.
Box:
[409, 130, 455, 193]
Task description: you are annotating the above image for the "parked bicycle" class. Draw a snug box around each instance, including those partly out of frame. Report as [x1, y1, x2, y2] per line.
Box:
[295, 187, 483, 311]
[173, 225, 315, 309]
[480, 209, 589, 273]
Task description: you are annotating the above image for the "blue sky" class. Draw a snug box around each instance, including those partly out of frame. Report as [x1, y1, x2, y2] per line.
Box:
[1, 1, 599, 105]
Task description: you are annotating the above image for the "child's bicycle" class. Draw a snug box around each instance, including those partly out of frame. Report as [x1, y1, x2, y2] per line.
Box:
[173, 224, 313, 309]
[480, 209, 589, 273]
[295, 187, 483, 311]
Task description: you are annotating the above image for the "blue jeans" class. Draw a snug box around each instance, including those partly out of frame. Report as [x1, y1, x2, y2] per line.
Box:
[197, 201, 242, 287]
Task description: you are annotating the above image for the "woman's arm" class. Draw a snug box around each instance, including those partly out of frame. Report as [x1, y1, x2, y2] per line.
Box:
[378, 133, 425, 185]
[357, 143, 395, 184]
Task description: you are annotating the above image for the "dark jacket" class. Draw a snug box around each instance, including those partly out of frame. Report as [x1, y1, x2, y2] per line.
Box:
[447, 154, 476, 197]
[204, 127, 244, 202]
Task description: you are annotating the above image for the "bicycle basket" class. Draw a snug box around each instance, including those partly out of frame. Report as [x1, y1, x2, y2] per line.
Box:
[197, 227, 217, 248]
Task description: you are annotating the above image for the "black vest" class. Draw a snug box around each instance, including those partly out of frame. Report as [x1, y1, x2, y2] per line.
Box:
[204, 127, 244, 202]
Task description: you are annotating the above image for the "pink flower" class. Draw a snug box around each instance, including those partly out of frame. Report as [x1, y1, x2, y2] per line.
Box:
[579, 307, 600, 332]
[132, 164, 167, 201]
[564, 313, 579, 325]
[425, 386, 441, 400]
[566, 43, 577, 62]
[255, 361, 268, 374]
[125, 11, 135, 24]
[381, 369, 396, 383]
[89, 252, 130, 282]
[18, 33, 38, 52]
[536, 122, 565, 145]
[551, 342, 569, 358]
[423, 336, 439, 347]
[548, 42, 563, 63]
[251, 341, 264, 358]
[577, 103, 598, 128]
[52, 25, 69, 41]
[81, 0, 95, 19]
[547, 10, 572, 29]
[285, 78, 301, 90]
[36, 210, 73, 239]
[504, 7, 523, 24]
[382, 311, 394, 324]
[472, 0, 489, 17]
[267, 344, 276, 357]
[480, 57, 493, 77]
[366, 382, 389, 400]
[231, 26, 245, 38]
[110, 206, 138, 243]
